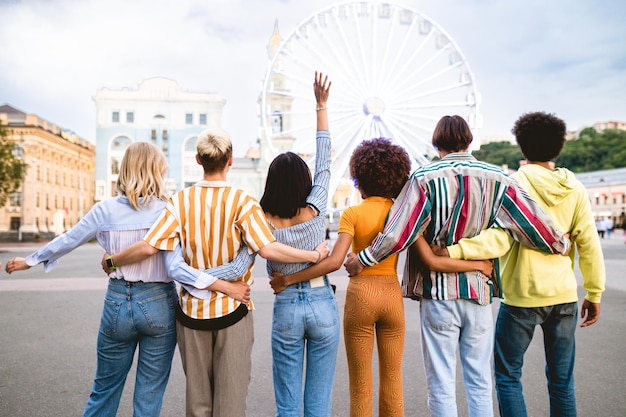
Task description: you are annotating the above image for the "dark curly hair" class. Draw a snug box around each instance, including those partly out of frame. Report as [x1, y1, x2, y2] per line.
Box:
[432, 115, 473, 152]
[512, 112, 566, 162]
[349, 138, 411, 199]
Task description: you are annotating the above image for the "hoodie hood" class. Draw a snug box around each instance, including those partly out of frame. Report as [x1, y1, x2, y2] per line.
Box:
[514, 164, 576, 208]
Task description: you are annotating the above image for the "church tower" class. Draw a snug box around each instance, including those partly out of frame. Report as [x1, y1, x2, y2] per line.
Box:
[257, 20, 296, 169]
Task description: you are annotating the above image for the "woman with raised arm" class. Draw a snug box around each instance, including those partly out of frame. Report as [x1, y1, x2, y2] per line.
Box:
[258, 72, 340, 417]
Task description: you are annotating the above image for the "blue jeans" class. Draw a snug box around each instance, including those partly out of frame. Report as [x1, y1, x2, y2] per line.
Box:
[494, 302, 578, 417]
[271, 277, 340, 417]
[420, 298, 494, 417]
[82, 279, 178, 417]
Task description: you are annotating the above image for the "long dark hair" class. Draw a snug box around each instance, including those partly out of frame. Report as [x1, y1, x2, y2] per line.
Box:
[260, 152, 312, 218]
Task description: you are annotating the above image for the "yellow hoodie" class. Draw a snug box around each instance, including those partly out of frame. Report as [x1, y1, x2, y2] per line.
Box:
[447, 164, 605, 307]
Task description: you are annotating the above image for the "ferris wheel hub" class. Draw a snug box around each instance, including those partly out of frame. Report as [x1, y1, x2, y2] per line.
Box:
[363, 97, 386, 116]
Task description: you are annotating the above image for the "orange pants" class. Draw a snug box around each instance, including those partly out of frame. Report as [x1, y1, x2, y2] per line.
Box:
[343, 275, 405, 417]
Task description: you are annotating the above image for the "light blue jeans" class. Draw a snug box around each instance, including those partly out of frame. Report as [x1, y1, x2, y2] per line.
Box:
[420, 298, 494, 417]
[82, 279, 177, 417]
[494, 302, 578, 417]
[271, 277, 340, 417]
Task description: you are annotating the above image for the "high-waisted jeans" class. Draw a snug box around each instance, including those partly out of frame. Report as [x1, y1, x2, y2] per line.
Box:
[271, 277, 340, 417]
[82, 279, 177, 417]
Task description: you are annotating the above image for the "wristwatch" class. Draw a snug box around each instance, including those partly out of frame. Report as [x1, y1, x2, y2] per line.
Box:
[106, 256, 117, 270]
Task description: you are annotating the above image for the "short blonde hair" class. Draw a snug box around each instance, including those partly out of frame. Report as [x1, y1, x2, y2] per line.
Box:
[116, 142, 169, 210]
[196, 128, 233, 175]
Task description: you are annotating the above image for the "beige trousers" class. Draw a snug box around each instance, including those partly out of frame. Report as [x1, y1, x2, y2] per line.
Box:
[176, 313, 254, 417]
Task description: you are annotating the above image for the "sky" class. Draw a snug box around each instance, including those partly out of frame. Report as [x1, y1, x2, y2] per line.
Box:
[1, 0, 625, 156]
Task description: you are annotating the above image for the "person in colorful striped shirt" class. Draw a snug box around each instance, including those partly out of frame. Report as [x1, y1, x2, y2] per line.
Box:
[103, 128, 328, 417]
[344, 115, 570, 417]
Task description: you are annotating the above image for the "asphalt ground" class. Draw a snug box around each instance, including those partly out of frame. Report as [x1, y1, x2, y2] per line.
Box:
[0, 235, 625, 417]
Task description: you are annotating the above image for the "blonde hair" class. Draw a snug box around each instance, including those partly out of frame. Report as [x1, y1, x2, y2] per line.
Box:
[116, 142, 169, 210]
[196, 128, 233, 175]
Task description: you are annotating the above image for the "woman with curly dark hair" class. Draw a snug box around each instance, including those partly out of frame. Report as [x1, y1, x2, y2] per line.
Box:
[270, 138, 492, 417]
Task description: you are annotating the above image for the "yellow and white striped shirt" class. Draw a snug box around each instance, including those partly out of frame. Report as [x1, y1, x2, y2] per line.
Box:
[144, 180, 275, 320]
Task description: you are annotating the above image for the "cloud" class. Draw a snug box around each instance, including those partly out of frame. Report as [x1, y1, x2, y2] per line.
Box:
[1, 0, 625, 152]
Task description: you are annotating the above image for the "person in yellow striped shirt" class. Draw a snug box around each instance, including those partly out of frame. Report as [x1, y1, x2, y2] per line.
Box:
[104, 128, 328, 417]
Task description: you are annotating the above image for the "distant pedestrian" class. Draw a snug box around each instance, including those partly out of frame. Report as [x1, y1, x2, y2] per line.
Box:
[605, 218, 614, 238]
[595, 218, 607, 238]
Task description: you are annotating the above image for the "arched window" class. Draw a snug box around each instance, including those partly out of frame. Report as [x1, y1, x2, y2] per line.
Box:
[272, 111, 283, 134]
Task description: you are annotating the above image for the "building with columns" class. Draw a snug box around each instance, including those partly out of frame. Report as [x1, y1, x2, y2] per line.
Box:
[0, 104, 95, 241]
[93, 77, 227, 201]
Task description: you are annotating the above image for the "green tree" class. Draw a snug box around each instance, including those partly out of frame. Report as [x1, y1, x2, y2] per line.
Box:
[472, 141, 524, 170]
[0, 122, 27, 207]
[556, 128, 626, 172]
[471, 129, 626, 173]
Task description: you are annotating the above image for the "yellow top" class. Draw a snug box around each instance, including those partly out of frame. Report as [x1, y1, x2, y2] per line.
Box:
[339, 196, 399, 276]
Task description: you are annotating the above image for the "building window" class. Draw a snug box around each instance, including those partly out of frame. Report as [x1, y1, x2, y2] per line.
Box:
[162, 130, 168, 155]
[272, 111, 283, 134]
[112, 111, 120, 123]
[199, 113, 207, 125]
[111, 136, 132, 151]
[111, 158, 120, 175]
[151, 129, 157, 144]
[36, 193, 40, 208]
[10, 217, 20, 231]
[126, 111, 134, 123]
[185, 113, 193, 124]
[9, 192, 20, 207]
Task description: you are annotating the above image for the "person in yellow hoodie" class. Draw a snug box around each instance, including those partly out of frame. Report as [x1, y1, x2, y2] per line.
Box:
[439, 111, 605, 417]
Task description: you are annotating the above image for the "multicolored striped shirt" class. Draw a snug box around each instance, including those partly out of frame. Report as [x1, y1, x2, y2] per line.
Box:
[144, 182, 276, 319]
[357, 152, 570, 305]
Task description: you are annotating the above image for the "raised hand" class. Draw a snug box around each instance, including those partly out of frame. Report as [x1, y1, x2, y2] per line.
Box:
[314, 71, 331, 107]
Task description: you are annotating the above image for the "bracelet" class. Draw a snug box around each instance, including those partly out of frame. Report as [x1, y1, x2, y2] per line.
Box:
[314, 249, 321, 264]
[315, 107, 327, 111]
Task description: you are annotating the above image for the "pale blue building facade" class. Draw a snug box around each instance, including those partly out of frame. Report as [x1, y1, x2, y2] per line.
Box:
[93, 77, 226, 201]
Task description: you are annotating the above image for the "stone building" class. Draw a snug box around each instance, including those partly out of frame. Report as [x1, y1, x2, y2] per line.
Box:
[575, 167, 626, 226]
[93, 77, 228, 201]
[0, 104, 95, 241]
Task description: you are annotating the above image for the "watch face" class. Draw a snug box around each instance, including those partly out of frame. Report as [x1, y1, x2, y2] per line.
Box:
[106, 258, 114, 269]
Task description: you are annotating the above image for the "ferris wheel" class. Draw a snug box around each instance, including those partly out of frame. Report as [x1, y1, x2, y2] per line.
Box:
[260, 0, 481, 203]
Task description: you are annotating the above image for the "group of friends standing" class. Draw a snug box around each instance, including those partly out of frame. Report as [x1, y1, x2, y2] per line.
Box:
[3, 71, 605, 417]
